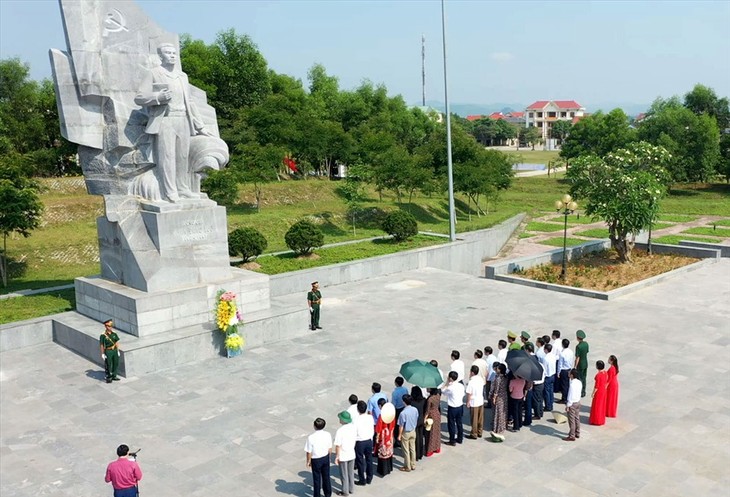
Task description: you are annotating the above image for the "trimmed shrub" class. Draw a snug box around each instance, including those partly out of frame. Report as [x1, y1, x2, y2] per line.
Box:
[382, 210, 418, 241]
[228, 227, 268, 262]
[285, 220, 324, 255]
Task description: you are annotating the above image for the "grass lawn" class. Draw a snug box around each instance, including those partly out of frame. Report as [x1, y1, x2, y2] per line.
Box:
[502, 149, 561, 164]
[524, 221, 567, 232]
[682, 226, 730, 238]
[519, 232, 536, 239]
[657, 213, 699, 223]
[0, 288, 76, 325]
[248, 235, 446, 275]
[709, 219, 730, 227]
[2, 175, 728, 297]
[575, 228, 610, 238]
[538, 237, 592, 248]
[653, 235, 725, 245]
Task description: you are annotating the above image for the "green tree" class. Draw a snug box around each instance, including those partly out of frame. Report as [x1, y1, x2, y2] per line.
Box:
[551, 120, 572, 145]
[180, 29, 271, 119]
[0, 154, 44, 286]
[567, 142, 672, 263]
[201, 169, 239, 206]
[522, 126, 541, 150]
[637, 104, 720, 182]
[382, 210, 418, 241]
[560, 109, 636, 159]
[719, 133, 730, 182]
[684, 83, 730, 130]
[232, 143, 285, 212]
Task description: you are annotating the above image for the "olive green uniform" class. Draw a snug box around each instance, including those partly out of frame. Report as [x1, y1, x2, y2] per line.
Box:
[307, 290, 322, 330]
[575, 341, 589, 397]
[100, 331, 120, 381]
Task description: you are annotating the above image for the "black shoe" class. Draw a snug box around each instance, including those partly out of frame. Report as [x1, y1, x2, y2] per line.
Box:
[355, 481, 366, 486]
[106, 379, 112, 383]
[445, 441, 456, 446]
[112, 377, 120, 381]
[316, 326, 323, 329]
[465, 435, 478, 440]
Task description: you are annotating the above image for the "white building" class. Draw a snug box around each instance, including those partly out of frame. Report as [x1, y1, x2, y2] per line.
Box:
[524, 100, 586, 141]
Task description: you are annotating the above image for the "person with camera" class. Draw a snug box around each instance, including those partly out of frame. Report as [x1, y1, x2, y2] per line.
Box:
[105, 444, 142, 496]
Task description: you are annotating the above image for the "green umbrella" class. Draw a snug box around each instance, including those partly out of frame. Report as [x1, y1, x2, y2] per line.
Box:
[399, 359, 442, 388]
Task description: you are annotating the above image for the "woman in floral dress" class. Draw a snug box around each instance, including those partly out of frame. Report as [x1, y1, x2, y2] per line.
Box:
[423, 388, 442, 457]
[490, 363, 509, 439]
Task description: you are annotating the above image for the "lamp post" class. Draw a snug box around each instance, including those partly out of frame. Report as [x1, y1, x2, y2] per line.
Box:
[441, 0, 456, 242]
[555, 194, 578, 281]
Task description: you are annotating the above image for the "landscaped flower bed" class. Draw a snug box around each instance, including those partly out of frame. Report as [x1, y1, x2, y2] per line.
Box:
[513, 249, 699, 291]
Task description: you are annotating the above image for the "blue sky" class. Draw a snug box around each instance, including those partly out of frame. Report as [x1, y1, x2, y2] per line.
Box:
[1, 0, 729, 112]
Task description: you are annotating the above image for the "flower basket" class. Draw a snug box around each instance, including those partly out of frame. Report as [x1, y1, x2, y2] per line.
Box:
[214, 290, 244, 358]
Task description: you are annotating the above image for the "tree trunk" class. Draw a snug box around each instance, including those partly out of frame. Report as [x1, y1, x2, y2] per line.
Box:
[255, 185, 261, 213]
[1, 234, 7, 287]
[609, 225, 634, 263]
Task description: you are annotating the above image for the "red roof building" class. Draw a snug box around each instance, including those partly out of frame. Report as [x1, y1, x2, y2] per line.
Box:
[524, 100, 586, 141]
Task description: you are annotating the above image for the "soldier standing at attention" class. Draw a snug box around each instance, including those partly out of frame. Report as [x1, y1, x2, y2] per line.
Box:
[575, 330, 589, 397]
[100, 319, 121, 383]
[308, 281, 323, 331]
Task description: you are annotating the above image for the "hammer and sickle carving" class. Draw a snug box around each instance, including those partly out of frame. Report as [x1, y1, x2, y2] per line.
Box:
[103, 8, 128, 37]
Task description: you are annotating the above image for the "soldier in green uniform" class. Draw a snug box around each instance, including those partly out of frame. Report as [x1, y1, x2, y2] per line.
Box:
[507, 331, 521, 350]
[100, 319, 121, 383]
[307, 281, 322, 331]
[520, 331, 534, 351]
[574, 329, 589, 397]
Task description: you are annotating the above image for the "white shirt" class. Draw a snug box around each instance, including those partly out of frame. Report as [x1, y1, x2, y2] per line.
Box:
[567, 378, 582, 407]
[544, 351, 557, 377]
[442, 381, 465, 407]
[304, 430, 332, 459]
[450, 359, 465, 382]
[472, 358, 488, 381]
[465, 375, 485, 407]
[346, 404, 359, 421]
[497, 348, 508, 373]
[354, 413, 374, 441]
[536, 346, 546, 362]
[532, 353, 546, 384]
[559, 348, 575, 371]
[485, 354, 497, 381]
[334, 423, 357, 462]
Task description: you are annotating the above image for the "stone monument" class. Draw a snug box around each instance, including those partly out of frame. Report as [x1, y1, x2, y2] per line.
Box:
[49, 0, 270, 343]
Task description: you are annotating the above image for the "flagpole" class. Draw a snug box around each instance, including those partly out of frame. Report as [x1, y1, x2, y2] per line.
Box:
[441, 0, 456, 242]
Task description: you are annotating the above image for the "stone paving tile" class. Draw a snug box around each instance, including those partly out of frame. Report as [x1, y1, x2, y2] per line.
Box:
[1, 260, 729, 496]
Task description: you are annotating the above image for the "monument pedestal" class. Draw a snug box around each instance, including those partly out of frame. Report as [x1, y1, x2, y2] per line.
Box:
[75, 268, 270, 337]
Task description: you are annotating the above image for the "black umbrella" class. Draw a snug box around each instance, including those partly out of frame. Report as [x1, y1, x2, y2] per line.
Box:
[505, 349, 544, 382]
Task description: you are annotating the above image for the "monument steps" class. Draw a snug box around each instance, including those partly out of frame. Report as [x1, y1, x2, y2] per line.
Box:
[50, 299, 308, 377]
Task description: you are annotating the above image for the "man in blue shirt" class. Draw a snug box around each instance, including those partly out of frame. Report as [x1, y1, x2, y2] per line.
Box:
[367, 382, 388, 427]
[391, 376, 408, 447]
[397, 395, 419, 472]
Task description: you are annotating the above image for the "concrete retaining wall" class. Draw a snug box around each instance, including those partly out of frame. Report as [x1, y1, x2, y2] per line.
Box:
[678, 240, 730, 257]
[0, 317, 54, 352]
[486, 241, 721, 300]
[270, 213, 525, 297]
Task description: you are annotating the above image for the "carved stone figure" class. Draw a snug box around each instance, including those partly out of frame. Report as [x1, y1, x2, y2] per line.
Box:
[134, 43, 213, 202]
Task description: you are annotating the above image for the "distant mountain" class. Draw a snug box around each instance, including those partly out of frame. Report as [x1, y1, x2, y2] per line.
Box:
[420, 100, 651, 118]
[421, 100, 525, 117]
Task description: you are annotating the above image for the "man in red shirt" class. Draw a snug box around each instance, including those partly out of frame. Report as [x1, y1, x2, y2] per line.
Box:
[105, 444, 142, 496]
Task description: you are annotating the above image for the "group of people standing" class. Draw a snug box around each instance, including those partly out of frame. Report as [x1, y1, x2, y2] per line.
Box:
[303, 329, 621, 497]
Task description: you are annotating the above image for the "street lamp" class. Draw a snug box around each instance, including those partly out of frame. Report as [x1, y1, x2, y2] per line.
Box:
[441, 0, 456, 242]
[555, 194, 578, 281]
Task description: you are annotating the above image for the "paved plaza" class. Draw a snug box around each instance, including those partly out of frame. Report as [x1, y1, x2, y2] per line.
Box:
[1, 260, 729, 496]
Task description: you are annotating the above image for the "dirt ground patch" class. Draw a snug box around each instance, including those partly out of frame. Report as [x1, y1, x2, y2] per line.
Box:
[514, 249, 700, 291]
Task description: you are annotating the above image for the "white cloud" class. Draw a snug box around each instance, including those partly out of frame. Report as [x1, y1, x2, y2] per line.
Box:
[489, 52, 514, 62]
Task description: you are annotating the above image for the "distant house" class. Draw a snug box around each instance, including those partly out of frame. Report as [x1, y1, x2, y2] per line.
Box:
[466, 114, 484, 122]
[524, 100, 586, 141]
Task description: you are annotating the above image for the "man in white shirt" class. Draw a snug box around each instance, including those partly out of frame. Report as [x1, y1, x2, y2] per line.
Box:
[346, 394, 359, 421]
[557, 339, 575, 403]
[334, 411, 357, 496]
[496, 340, 508, 373]
[449, 350, 465, 383]
[305, 417, 333, 497]
[543, 343, 557, 411]
[528, 342, 545, 421]
[353, 401, 374, 486]
[563, 369, 582, 441]
[471, 349, 488, 383]
[465, 365, 485, 439]
[551, 330, 563, 398]
[442, 371, 465, 445]
[484, 346, 498, 407]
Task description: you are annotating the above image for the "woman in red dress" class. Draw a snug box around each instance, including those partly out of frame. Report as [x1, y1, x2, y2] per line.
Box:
[606, 355, 620, 418]
[375, 399, 395, 477]
[589, 360, 608, 425]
